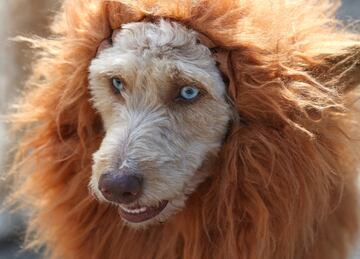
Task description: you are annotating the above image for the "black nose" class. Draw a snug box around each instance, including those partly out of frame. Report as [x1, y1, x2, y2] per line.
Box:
[98, 173, 143, 204]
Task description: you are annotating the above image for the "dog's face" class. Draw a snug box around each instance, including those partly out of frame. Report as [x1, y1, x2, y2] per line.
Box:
[88, 20, 231, 227]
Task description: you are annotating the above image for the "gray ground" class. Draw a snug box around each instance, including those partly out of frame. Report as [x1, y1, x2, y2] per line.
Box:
[0, 0, 359, 258]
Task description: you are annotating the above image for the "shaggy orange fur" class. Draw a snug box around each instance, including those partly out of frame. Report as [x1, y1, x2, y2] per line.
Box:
[9, 0, 360, 258]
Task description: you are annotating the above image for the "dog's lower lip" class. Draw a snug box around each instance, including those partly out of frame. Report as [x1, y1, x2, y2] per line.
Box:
[118, 200, 168, 223]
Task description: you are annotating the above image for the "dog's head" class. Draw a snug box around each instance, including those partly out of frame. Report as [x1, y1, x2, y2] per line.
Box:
[8, 1, 360, 258]
[89, 19, 232, 227]
[10, 1, 360, 257]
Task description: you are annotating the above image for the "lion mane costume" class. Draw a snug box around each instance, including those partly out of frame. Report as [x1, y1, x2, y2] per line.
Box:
[9, 0, 360, 258]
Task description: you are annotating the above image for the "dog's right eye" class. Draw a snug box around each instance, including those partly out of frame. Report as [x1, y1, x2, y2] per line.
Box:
[111, 77, 124, 94]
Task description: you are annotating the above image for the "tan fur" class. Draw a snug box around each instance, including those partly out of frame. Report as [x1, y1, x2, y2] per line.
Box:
[8, 0, 360, 259]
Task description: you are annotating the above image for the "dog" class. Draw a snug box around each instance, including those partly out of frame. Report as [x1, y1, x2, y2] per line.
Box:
[9, 0, 360, 258]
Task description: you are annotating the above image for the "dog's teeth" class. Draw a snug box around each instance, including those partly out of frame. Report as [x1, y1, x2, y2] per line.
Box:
[120, 206, 148, 214]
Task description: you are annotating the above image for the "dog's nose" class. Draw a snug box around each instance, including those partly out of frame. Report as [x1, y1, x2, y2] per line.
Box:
[98, 173, 143, 204]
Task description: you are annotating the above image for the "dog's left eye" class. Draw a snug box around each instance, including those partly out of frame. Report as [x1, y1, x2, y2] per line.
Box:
[179, 86, 200, 101]
[111, 77, 124, 93]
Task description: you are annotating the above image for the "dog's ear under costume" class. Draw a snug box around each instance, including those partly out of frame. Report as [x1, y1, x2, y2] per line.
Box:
[9, 1, 360, 259]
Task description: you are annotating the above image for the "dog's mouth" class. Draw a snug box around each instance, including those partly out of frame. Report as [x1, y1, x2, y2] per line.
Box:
[118, 200, 169, 223]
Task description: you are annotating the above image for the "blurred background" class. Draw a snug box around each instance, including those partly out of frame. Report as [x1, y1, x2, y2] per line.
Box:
[0, 0, 359, 258]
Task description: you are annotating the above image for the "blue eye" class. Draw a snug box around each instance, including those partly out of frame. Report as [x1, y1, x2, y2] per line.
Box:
[111, 77, 124, 93]
[180, 86, 200, 101]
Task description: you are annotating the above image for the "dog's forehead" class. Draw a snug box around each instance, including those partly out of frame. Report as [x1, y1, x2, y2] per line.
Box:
[90, 19, 226, 97]
[107, 20, 217, 72]
[113, 20, 198, 55]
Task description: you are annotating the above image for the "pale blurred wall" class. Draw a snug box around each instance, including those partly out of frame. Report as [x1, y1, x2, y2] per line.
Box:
[0, 0, 59, 243]
[337, 0, 360, 19]
[0, 0, 59, 185]
[0, 1, 9, 176]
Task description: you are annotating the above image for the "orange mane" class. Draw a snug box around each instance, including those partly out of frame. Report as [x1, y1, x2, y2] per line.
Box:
[9, 0, 360, 258]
